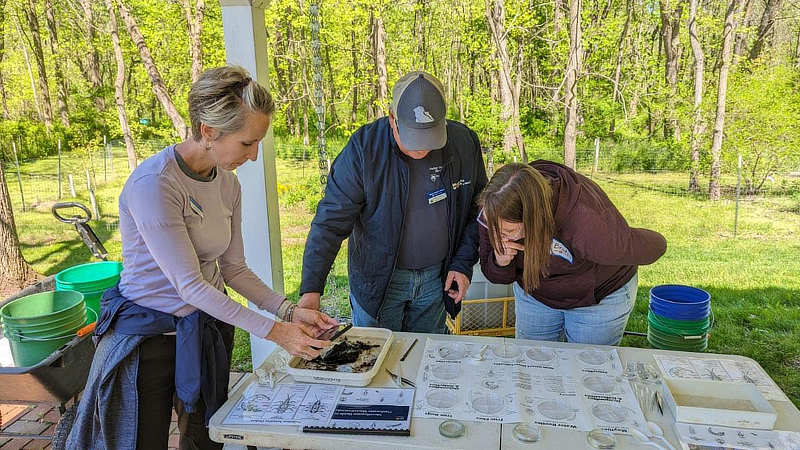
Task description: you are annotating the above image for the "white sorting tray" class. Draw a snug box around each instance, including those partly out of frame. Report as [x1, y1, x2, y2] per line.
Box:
[662, 378, 777, 430]
[286, 327, 393, 386]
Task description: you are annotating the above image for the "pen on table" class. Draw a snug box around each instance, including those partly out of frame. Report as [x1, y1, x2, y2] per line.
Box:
[400, 338, 418, 362]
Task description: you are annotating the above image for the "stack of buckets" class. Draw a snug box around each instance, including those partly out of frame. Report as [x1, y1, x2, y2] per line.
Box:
[0, 290, 87, 367]
[55, 261, 123, 322]
[647, 285, 712, 352]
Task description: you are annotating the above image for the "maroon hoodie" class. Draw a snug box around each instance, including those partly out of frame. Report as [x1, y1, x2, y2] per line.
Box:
[479, 160, 667, 309]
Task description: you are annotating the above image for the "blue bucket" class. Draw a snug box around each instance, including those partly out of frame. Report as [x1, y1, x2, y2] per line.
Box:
[649, 285, 711, 321]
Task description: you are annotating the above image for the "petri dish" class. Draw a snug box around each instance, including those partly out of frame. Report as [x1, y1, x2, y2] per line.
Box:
[439, 419, 466, 438]
[513, 422, 543, 443]
[587, 428, 616, 449]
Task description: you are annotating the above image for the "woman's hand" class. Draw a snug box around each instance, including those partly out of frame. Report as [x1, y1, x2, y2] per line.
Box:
[265, 321, 331, 360]
[292, 307, 339, 337]
[493, 240, 525, 267]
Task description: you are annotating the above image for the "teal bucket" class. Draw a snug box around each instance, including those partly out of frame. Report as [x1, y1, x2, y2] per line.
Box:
[55, 261, 122, 291]
[55, 261, 122, 320]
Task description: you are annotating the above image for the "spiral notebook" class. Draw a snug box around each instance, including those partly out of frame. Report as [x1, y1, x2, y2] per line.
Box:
[301, 387, 414, 436]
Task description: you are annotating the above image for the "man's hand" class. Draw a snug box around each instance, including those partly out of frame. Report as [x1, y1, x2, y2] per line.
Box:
[493, 240, 524, 267]
[444, 270, 470, 304]
[292, 307, 339, 337]
[298, 292, 321, 310]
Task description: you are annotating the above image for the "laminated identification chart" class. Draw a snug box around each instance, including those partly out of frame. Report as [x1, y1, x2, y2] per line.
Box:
[653, 355, 787, 402]
[413, 338, 647, 434]
[224, 382, 414, 431]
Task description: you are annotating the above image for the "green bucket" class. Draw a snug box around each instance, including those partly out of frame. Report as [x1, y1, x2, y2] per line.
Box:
[55, 261, 122, 292]
[4, 305, 86, 335]
[0, 291, 85, 326]
[4, 328, 80, 367]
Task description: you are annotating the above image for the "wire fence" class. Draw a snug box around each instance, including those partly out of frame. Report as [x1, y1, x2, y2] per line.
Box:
[4, 137, 799, 237]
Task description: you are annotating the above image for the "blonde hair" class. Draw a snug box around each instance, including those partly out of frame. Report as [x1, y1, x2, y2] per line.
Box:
[188, 66, 275, 140]
[480, 164, 555, 291]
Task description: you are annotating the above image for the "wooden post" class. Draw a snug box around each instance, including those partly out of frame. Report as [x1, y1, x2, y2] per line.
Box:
[86, 169, 100, 219]
[103, 135, 107, 182]
[68, 174, 76, 197]
[11, 141, 25, 211]
[593, 137, 600, 175]
[734, 153, 741, 239]
[107, 135, 114, 176]
[57, 139, 62, 199]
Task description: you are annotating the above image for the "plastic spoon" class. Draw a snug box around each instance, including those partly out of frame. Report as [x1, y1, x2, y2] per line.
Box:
[646, 422, 676, 450]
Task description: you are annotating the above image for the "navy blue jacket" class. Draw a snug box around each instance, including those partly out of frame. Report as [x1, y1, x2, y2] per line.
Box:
[300, 117, 488, 319]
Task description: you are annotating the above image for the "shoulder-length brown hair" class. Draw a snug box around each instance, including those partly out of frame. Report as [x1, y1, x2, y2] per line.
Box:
[479, 163, 555, 291]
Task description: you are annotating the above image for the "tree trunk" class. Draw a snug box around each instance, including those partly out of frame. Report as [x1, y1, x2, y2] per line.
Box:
[554, 0, 564, 34]
[709, 0, 741, 201]
[659, 0, 683, 143]
[734, 0, 754, 56]
[373, 11, 388, 110]
[44, 0, 69, 126]
[104, 0, 137, 171]
[563, 0, 582, 169]
[13, 16, 43, 121]
[0, 0, 9, 119]
[324, 44, 339, 127]
[486, 0, 526, 161]
[117, 0, 188, 140]
[22, 0, 53, 128]
[79, 0, 104, 110]
[0, 163, 38, 292]
[350, 25, 359, 129]
[414, 0, 427, 69]
[795, 25, 800, 68]
[688, 0, 704, 192]
[748, 0, 782, 61]
[612, 0, 633, 104]
[181, 0, 205, 82]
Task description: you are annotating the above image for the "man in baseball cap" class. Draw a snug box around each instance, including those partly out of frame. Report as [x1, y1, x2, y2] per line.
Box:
[299, 71, 488, 334]
[390, 71, 447, 151]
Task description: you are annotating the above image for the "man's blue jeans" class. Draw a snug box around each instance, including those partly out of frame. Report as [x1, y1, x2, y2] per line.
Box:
[513, 273, 638, 345]
[350, 263, 447, 333]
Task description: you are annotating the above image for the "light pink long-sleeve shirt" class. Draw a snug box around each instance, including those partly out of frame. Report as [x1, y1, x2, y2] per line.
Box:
[117, 146, 286, 338]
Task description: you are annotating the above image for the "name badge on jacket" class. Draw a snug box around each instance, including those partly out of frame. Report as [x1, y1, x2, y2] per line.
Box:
[427, 188, 447, 205]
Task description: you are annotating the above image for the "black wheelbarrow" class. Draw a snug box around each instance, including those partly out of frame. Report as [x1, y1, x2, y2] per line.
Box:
[0, 202, 109, 449]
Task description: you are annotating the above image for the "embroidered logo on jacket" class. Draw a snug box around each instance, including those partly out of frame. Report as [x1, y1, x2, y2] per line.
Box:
[550, 238, 573, 263]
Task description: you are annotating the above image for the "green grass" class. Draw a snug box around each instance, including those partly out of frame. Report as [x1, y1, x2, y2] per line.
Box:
[7, 148, 800, 406]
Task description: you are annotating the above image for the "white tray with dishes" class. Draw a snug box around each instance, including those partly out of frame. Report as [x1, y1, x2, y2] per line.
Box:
[285, 327, 393, 387]
[661, 378, 777, 430]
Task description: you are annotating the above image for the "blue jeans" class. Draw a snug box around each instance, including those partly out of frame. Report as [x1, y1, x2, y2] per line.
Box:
[513, 273, 638, 345]
[350, 263, 447, 334]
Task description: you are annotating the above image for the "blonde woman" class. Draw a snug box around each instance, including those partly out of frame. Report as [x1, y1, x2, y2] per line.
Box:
[478, 162, 666, 346]
[68, 66, 337, 450]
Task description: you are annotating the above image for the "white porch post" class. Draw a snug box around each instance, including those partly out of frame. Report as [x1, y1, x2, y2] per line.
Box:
[220, 0, 283, 368]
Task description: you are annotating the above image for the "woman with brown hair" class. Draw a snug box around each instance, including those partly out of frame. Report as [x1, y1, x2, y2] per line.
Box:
[478, 161, 666, 345]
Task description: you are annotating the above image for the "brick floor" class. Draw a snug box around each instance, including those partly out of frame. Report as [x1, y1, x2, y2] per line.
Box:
[1, 372, 246, 449]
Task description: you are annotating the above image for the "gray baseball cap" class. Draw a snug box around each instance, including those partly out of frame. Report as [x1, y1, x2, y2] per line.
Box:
[390, 71, 447, 151]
